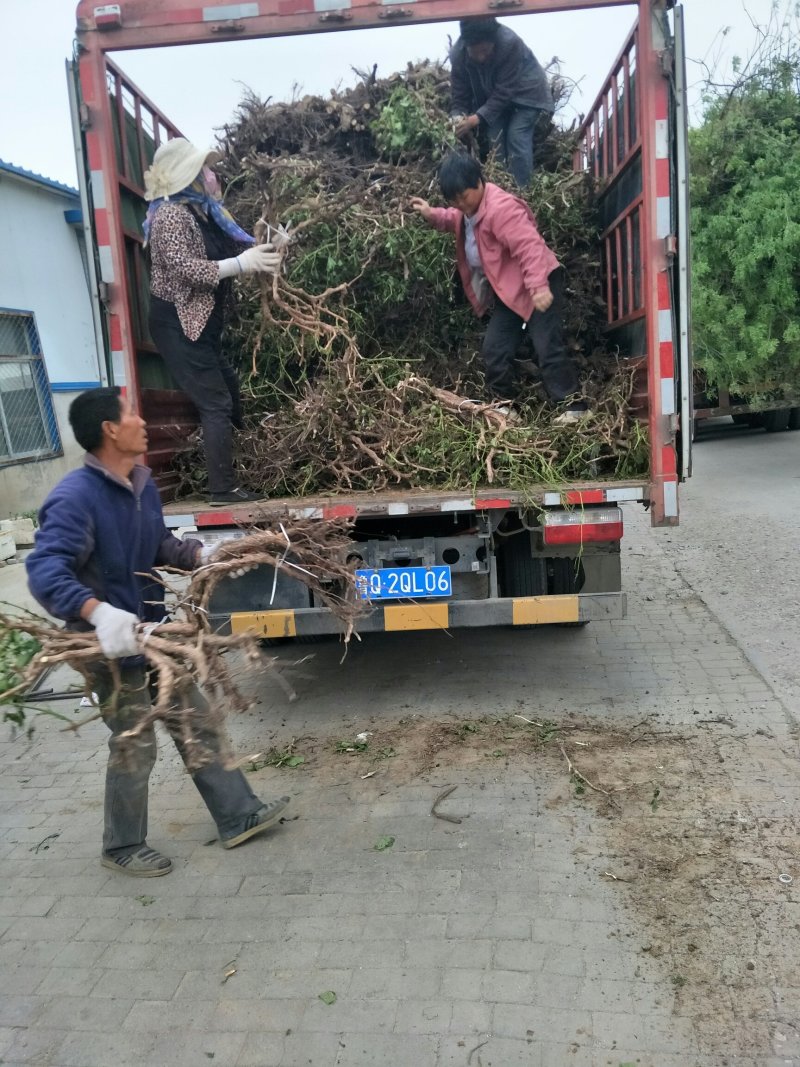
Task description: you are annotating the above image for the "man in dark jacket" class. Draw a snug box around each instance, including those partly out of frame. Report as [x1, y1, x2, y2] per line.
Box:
[450, 17, 554, 187]
[26, 387, 289, 877]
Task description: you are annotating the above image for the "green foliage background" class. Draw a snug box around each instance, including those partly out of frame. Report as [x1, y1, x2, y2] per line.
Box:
[690, 53, 800, 402]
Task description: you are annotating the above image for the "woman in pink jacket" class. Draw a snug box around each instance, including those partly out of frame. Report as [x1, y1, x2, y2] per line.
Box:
[411, 153, 588, 422]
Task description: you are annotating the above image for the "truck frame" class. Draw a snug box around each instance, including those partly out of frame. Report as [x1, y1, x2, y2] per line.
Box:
[70, 0, 691, 639]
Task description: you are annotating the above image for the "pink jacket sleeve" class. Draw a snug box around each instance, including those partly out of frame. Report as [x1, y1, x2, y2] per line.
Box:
[427, 206, 463, 234]
[494, 199, 556, 295]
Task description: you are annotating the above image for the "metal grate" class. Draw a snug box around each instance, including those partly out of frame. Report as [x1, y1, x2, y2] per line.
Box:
[0, 311, 62, 463]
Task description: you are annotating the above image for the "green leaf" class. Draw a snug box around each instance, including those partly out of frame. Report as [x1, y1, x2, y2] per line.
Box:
[373, 835, 395, 851]
[136, 895, 156, 906]
[319, 990, 337, 1005]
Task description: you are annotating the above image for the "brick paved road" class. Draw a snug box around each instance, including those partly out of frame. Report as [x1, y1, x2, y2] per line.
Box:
[1, 499, 798, 1067]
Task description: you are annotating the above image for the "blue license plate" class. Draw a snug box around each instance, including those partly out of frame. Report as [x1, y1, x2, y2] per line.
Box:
[355, 565, 452, 601]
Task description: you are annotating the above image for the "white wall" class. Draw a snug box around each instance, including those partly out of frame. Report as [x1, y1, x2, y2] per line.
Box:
[0, 392, 84, 518]
[0, 174, 101, 518]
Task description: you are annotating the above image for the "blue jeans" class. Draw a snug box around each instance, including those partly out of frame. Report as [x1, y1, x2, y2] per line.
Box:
[92, 664, 262, 857]
[484, 106, 541, 187]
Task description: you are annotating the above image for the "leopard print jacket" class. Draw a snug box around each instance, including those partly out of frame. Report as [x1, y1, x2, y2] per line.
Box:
[148, 203, 227, 342]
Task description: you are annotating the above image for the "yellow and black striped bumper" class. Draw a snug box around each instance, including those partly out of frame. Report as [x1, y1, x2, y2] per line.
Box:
[228, 593, 625, 638]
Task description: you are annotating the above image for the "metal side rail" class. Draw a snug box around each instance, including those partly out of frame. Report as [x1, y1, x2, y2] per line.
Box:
[227, 593, 626, 638]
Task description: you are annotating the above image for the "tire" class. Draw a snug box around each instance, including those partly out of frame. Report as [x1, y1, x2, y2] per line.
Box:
[548, 557, 589, 627]
[763, 409, 791, 433]
[499, 536, 588, 627]
[499, 533, 547, 597]
[788, 408, 800, 431]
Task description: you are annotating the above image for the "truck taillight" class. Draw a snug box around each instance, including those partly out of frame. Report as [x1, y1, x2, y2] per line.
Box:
[542, 507, 623, 546]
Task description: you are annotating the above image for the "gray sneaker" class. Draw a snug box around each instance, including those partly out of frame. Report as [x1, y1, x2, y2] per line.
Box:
[221, 797, 291, 849]
[101, 846, 172, 877]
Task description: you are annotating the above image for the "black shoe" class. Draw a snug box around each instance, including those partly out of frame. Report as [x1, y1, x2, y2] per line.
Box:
[208, 487, 266, 506]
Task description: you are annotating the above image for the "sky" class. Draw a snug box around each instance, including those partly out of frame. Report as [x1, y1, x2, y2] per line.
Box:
[0, 0, 782, 188]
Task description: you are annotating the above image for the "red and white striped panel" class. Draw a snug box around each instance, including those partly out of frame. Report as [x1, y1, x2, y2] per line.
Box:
[654, 83, 677, 519]
[85, 124, 126, 391]
[163, 486, 647, 527]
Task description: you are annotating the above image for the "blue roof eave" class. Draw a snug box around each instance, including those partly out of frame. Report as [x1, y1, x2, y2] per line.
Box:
[0, 160, 79, 199]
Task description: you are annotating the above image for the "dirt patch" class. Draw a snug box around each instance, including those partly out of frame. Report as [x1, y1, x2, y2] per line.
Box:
[243, 713, 800, 1061]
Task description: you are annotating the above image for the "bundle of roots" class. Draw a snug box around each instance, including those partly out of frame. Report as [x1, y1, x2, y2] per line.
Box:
[1, 520, 362, 768]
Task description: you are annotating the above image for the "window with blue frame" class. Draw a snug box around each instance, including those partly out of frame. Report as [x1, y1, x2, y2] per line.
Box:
[0, 310, 62, 462]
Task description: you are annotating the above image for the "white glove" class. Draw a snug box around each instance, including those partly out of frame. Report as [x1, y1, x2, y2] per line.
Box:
[217, 244, 281, 279]
[88, 602, 141, 659]
[198, 532, 245, 564]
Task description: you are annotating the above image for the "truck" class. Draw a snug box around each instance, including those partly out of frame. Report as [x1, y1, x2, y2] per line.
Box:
[69, 0, 691, 641]
[693, 381, 800, 436]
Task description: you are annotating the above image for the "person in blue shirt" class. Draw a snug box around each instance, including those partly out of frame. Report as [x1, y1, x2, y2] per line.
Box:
[26, 386, 289, 877]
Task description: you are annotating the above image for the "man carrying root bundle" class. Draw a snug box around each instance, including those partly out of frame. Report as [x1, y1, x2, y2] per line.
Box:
[25, 387, 289, 878]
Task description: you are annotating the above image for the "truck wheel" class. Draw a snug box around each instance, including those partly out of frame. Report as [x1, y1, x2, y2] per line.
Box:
[499, 532, 547, 597]
[763, 409, 791, 433]
[549, 557, 589, 628]
[788, 408, 800, 431]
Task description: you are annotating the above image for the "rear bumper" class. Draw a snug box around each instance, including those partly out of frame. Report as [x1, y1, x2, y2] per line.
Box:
[227, 592, 626, 638]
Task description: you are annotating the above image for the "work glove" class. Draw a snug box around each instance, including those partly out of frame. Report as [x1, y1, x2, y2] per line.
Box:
[217, 244, 281, 279]
[198, 532, 244, 565]
[198, 536, 255, 577]
[88, 602, 141, 659]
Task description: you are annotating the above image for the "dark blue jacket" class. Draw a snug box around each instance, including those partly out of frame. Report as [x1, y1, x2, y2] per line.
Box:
[26, 456, 201, 628]
[450, 26, 554, 127]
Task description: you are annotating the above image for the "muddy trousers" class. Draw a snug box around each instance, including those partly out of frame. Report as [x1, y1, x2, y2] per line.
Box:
[148, 306, 243, 494]
[91, 665, 261, 858]
[482, 268, 580, 402]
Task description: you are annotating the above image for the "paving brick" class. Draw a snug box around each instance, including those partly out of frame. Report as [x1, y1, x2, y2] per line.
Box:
[334, 1032, 439, 1066]
[449, 999, 493, 1035]
[36, 994, 133, 1031]
[0, 966, 49, 995]
[260, 967, 353, 999]
[404, 938, 493, 969]
[34, 965, 105, 996]
[317, 937, 403, 968]
[482, 968, 534, 1003]
[493, 1002, 593, 1044]
[300, 995, 397, 1033]
[0, 896, 56, 917]
[591, 1009, 698, 1052]
[0, 1026, 71, 1065]
[393, 998, 453, 1034]
[52, 1029, 156, 1067]
[445, 913, 532, 940]
[2, 914, 87, 942]
[235, 1030, 285, 1066]
[437, 1034, 542, 1066]
[86, 967, 184, 1000]
[440, 968, 484, 1001]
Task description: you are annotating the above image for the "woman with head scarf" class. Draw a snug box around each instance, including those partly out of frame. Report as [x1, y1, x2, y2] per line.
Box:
[144, 138, 278, 505]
